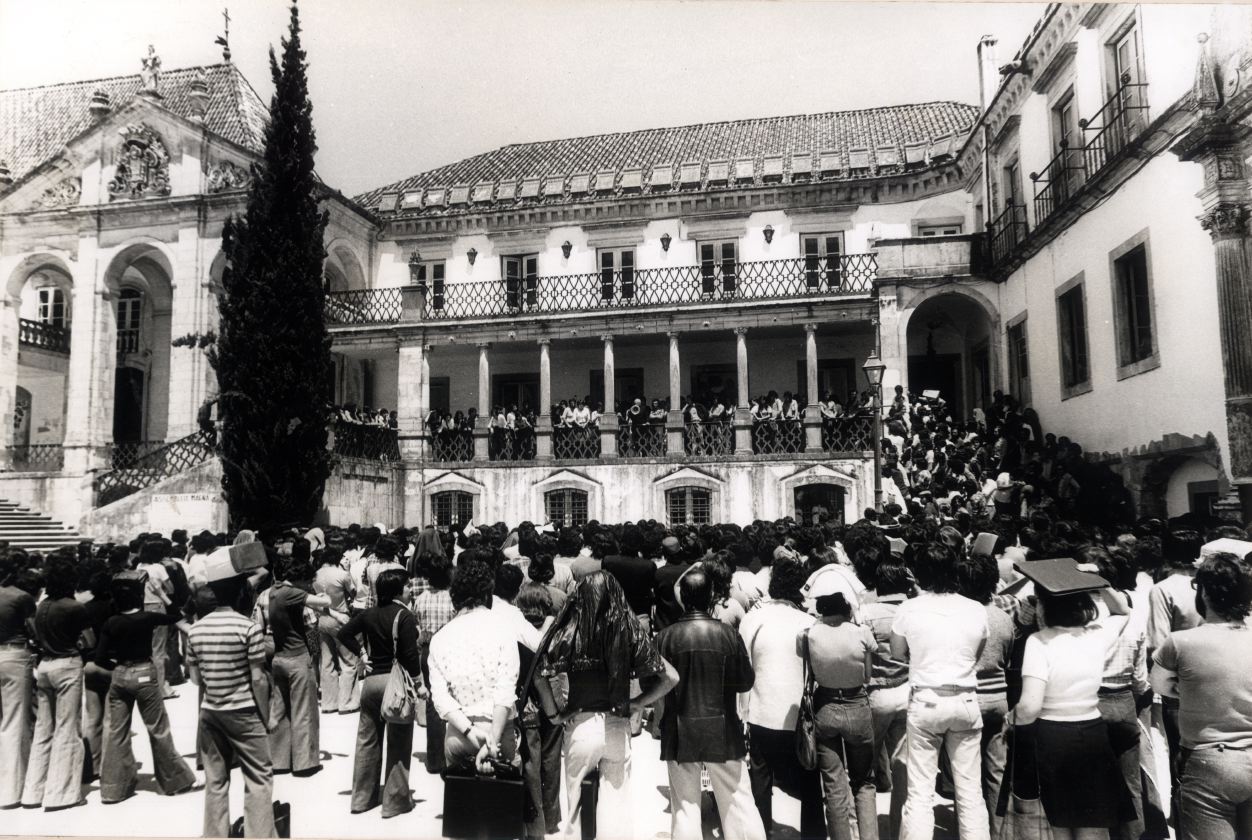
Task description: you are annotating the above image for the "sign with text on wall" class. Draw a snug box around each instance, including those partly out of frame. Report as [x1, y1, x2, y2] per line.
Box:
[149, 492, 223, 534]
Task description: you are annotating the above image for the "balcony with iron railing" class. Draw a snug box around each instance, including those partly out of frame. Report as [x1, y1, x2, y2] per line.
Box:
[987, 203, 1029, 268]
[324, 254, 878, 327]
[1030, 139, 1087, 224]
[117, 328, 141, 355]
[18, 319, 71, 354]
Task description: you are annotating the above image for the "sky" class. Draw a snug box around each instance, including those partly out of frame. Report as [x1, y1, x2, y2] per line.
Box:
[0, 0, 1047, 198]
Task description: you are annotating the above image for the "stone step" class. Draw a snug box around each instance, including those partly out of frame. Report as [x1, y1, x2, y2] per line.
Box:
[0, 497, 84, 552]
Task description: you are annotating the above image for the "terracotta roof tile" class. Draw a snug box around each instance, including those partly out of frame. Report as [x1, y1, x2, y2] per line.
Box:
[0, 63, 268, 183]
[354, 100, 978, 212]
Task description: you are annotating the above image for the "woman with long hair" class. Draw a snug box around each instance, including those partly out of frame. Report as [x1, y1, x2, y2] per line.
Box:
[539, 572, 677, 839]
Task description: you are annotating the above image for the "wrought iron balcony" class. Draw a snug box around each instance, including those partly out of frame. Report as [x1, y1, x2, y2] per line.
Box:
[95, 431, 217, 506]
[324, 254, 877, 326]
[330, 420, 400, 462]
[1031, 139, 1087, 223]
[18, 319, 71, 354]
[987, 203, 1029, 267]
[618, 424, 667, 458]
[116, 328, 141, 355]
[1081, 75, 1149, 178]
[9, 443, 65, 472]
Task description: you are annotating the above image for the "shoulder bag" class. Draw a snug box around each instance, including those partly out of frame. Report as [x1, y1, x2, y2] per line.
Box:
[381, 608, 419, 724]
[795, 626, 818, 771]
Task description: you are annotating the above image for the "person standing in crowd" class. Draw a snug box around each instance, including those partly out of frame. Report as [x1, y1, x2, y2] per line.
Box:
[739, 556, 825, 840]
[543, 572, 678, 840]
[413, 552, 456, 774]
[0, 552, 36, 809]
[602, 524, 658, 632]
[79, 561, 115, 782]
[22, 556, 89, 811]
[137, 541, 178, 699]
[803, 592, 877, 840]
[653, 536, 691, 633]
[185, 576, 274, 839]
[1151, 551, 1252, 840]
[428, 557, 522, 772]
[337, 567, 422, 818]
[889, 543, 990, 840]
[658, 567, 763, 840]
[94, 571, 197, 803]
[515, 584, 564, 839]
[314, 546, 359, 714]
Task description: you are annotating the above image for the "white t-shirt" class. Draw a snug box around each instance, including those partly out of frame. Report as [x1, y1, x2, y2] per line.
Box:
[1020, 625, 1108, 721]
[891, 592, 988, 689]
[739, 600, 816, 730]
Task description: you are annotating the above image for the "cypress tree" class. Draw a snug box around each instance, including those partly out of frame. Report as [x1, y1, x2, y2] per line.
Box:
[209, 1, 332, 529]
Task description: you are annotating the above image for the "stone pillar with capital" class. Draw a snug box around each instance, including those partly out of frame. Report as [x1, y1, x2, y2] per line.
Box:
[733, 327, 753, 455]
[64, 238, 111, 474]
[666, 331, 684, 454]
[536, 339, 553, 461]
[474, 342, 490, 461]
[0, 295, 19, 470]
[1173, 88, 1252, 521]
[600, 334, 618, 457]
[803, 323, 823, 454]
[396, 343, 428, 460]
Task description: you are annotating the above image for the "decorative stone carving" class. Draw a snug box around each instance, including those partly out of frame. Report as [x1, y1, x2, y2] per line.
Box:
[32, 177, 81, 209]
[1219, 156, 1244, 180]
[1198, 203, 1250, 236]
[206, 160, 251, 193]
[139, 45, 162, 96]
[107, 123, 171, 201]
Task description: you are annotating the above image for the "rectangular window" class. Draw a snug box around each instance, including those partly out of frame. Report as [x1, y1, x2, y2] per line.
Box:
[1051, 89, 1084, 198]
[1056, 281, 1090, 396]
[37, 288, 67, 328]
[413, 261, 446, 310]
[666, 487, 712, 526]
[801, 233, 843, 289]
[916, 223, 964, 237]
[1112, 240, 1158, 375]
[1003, 158, 1022, 208]
[1109, 22, 1148, 141]
[432, 490, 474, 530]
[502, 254, 538, 310]
[545, 488, 589, 528]
[1007, 316, 1030, 406]
[698, 240, 737, 294]
[597, 248, 635, 301]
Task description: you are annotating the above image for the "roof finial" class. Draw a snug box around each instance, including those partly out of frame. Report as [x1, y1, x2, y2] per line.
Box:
[1194, 32, 1221, 114]
[139, 44, 162, 98]
[214, 8, 232, 63]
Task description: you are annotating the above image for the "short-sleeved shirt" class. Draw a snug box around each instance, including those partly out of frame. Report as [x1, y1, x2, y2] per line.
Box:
[186, 609, 266, 711]
[1020, 625, 1108, 721]
[804, 620, 875, 690]
[740, 600, 817, 730]
[268, 583, 311, 658]
[860, 594, 909, 690]
[891, 592, 988, 689]
[33, 597, 89, 658]
[0, 585, 36, 646]
[96, 610, 180, 665]
[314, 565, 353, 613]
[976, 604, 1015, 694]
[1147, 573, 1201, 652]
[1154, 621, 1252, 749]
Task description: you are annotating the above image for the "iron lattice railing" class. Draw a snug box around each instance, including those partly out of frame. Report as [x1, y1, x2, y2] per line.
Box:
[1081, 76, 1150, 178]
[752, 419, 806, 455]
[489, 428, 537, 462]
[431, 433, 474, 463]
[988, 203, 1029, 267]
[324, 288, 404, 325]
[685, 422, 735, 457]
[553, 426, 601, 460]
[1031, 139, 1087, 223]
[19, 319, 71, 354]
[331, 420, 400, 461]
[822, 417, 874, 452]
[9, 444, 65, 472]
[617, 424, 667, 458]
[95, 431, 217, 506]
[108, 440, 168, 470]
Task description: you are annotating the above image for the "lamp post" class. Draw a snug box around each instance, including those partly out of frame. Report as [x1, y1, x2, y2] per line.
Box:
[862, 353, 886, 512]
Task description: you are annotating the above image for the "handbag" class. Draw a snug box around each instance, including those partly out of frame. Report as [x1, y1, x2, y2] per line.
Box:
[795, 627, 818, 771]
[997, 727, 1054, 840]
[380, 608, 419, 724]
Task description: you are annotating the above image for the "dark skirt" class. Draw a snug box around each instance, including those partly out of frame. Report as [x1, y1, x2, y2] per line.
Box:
[1033, 717, 1132, 829]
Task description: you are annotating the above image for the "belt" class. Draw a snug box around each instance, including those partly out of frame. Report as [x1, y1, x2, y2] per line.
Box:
[1098, 685, 1133, 695]
[815, 686, 867, 700]
[117, 659, 153, 668]
[912, 684, 976, 695]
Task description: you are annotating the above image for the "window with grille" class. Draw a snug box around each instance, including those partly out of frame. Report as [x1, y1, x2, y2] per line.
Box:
[37, 287, 67, 327]
[598, 248, 635, 300]
[502, 254, 538, 309]
[1056, 282, 1090, 396]
[698, 240, 737, 294]
[1007, 316, 1030, 406]
[544, 488, 589, 528]
[413, 260, 446, 310]
[801, 233, 843, 288]
[666, 486, 712, 525]
[1113, 244, 1155, 369]
[432, 491, 474, 530]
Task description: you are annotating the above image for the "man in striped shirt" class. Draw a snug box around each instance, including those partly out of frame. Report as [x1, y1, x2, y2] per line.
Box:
[186, 584, 274, 838]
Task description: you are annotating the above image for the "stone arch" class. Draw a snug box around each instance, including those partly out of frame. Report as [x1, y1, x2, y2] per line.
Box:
[778, 464, 861, 524]
[1138, 442, 1228, 521]
[899, 286, 1001, 418]
[531, 469, 602, 524]
[653, 466, 726, 524]
[325, 239, 367, 292]
[5, 251, 75, 303]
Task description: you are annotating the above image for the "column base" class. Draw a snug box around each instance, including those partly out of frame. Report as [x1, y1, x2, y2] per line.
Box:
[599, 415, 619, 457]
[472, 428, 490, 462]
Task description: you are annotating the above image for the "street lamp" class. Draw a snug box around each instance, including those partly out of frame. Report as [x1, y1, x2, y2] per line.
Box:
[862, 353, 887, 512]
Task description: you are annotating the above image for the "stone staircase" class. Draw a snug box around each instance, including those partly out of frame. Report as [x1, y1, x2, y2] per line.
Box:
[0, 499, 84, 552]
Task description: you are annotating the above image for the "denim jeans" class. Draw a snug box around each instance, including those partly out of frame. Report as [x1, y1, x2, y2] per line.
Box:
[316, 615, 359, 713]
[747, 723, 826, 840]
[1098, 689, 1144, 840]
[869, 683, 909, 840]
[978, 692, 1009, 839]
[1178, 746, 1252, 840]
[82, 664, 111, 779]
[101, 662, 196, 801]
[269, 652, 320, 774]
[0, 648, 33, 807]
[199, 706, 274, 838]
[815, 693, 878, 840]
[900, 688, 987, 840]
[561, 711, 634, 840]
[21, 657, 84, 809]
[351, 673, 413, 818]
[668, 759, 766, 840]
[522, 714, 564, 835]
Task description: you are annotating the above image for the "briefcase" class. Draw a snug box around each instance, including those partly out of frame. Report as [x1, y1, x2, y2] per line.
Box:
[580, 771, 599, 840]
[442, 769, 525, 839]
[229, 800, 290, 838]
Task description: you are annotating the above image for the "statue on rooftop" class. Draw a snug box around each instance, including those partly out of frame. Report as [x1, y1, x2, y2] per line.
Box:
[140, 45, 162, 95]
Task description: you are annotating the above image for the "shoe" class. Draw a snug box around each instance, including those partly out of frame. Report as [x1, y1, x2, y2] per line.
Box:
[292, 765, 323, 778]
[45, 800, 87, 812]
[169, 781, 204, 796]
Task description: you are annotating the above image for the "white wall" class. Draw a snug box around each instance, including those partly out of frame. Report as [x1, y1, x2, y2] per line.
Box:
[1166, 457, 1221, 518]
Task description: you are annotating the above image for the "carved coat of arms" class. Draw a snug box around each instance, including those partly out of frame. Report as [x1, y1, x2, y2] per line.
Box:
[107, 123, 171, 200]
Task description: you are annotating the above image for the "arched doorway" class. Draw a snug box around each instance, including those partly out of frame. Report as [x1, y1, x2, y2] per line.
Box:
[904, 291, 997, 419]
[794, 483, 845, 525]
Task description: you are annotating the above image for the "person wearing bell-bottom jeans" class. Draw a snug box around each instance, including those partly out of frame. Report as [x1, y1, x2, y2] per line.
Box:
[0, 646, 33, 809]
[100, 662, 197, 801]
[22, 656, 86, 810]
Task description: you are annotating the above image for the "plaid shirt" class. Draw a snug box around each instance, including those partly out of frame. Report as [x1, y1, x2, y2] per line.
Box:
[1100, 612, 1149, 694]
[992, 592, 1037, 632]
[413, 588, 455, 646]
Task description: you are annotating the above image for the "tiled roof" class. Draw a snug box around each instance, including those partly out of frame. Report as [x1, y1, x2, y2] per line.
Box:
[355, 101, 979, 214]
[0, 63, 268, 184]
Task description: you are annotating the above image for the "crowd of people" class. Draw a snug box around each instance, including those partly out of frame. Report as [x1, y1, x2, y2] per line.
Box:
[1, 386, 1250, 840]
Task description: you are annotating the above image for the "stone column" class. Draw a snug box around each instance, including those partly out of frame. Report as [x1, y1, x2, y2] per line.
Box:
[536, 339, 553, 461]
[474, 342, 490, 461]
[396, 343, 427, 460]
[666, 331, 684, 454]
[0, 296, 19, 470]
[733, 327, 753, 455]
[165, 227, 206, 440]
[803, 323, 823, 454]
[1174, 112, 1252, 522]
[600, 334, 618, 457]
[63, 237, 110, 474]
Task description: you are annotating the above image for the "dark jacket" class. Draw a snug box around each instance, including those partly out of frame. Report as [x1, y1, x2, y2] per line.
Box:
[657, 611, 754, 763]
